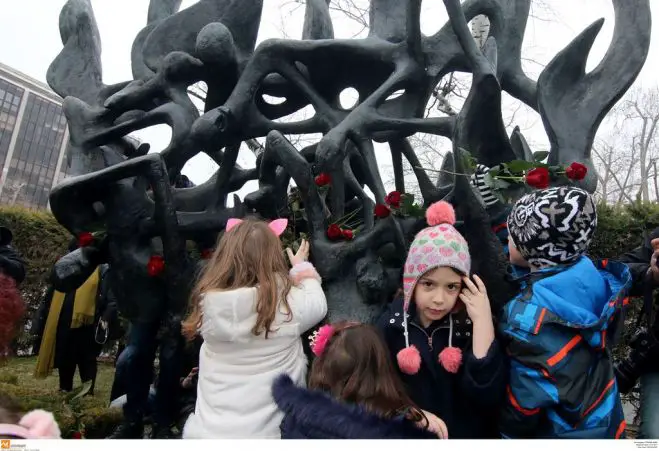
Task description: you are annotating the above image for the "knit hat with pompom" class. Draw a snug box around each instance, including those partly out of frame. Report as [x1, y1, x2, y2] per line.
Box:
[397, 201, 471, 376]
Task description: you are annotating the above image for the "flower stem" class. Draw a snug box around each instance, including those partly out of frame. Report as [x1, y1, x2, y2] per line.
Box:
[414, 166, 468, 177]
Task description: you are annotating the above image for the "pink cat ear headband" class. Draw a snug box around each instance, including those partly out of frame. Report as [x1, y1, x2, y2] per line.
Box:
[226, 218, 288, 236]
[0, 410, 61, 439]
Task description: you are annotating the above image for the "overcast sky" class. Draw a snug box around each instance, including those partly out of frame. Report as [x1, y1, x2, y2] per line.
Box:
[0, 0, 657, 189]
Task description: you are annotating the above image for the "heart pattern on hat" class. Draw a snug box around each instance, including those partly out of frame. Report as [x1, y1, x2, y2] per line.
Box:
[402, 212, 471, 311]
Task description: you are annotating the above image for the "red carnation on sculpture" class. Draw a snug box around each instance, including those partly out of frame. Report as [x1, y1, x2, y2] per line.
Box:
[77, 232, 94, 248]
[342, 229, 354, 240]
[314, 173, 331, 187]
[566, 162, 587, 181]
[385, 191, 402, 208]
[374, 204, 391, 218]
[327, 224, 343, 240]
[147, 255, 165, 277]
[525, 167, 550, 189]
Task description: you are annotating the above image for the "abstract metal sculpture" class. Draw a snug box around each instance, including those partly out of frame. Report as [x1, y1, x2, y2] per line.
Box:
[46, 0, 651, 325]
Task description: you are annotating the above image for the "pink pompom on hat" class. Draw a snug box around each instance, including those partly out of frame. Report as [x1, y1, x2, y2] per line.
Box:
[396, 201, 470, 376]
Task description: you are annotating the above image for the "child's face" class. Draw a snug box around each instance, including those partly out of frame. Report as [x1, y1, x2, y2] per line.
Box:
[508, 235, 529, 268]
[413, 266, 463, 328]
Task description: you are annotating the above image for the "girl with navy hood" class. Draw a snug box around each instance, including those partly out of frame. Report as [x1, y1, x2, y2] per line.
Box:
[500, 186, 631, 438]
[272, 322, 446, 439]
[377, 201, 507, 439]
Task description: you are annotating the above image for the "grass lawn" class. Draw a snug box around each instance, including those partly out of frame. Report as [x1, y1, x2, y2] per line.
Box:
[0, 356, 122, 438]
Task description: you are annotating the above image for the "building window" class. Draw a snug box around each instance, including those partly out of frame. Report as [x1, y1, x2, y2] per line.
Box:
[3, 90, 66, 210]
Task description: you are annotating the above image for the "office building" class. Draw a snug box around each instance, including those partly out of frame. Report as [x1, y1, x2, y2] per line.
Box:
[0, 61, 69, 210]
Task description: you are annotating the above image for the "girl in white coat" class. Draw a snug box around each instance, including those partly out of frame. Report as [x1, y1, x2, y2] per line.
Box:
[181, 217, 327, 439]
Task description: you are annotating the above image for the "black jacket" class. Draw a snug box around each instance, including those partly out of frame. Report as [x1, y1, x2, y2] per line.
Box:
[617, 226, 659, 374]
[377, 297, 507, 439]
[0, 243, 25, 285]
[32, 264, 118, 354]
[272, 374, 438, 439]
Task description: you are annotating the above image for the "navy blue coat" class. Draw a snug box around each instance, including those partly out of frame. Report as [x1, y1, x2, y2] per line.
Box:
[272, 375, 438, 439]
[377, 298, 507, 439]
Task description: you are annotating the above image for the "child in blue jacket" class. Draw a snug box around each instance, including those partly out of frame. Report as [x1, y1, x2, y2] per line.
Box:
[500, 186, 632, 438]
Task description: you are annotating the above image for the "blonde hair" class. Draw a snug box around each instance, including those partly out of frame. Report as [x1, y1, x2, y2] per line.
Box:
[181, 218, 292, 341]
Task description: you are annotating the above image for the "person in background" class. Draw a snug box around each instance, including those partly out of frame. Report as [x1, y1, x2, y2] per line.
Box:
[34, 240, 116, 395]
[617, 228, 659, 438]
[0, 226, 25, 357]
[470, 164, 512, 254]
[0, 226, 25, 284]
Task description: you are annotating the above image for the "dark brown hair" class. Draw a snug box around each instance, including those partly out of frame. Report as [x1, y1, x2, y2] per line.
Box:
[182, 218, 292, 341]
[309, 322, 427, 424]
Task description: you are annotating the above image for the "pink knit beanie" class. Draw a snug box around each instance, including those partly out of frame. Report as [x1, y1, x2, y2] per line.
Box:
[397, 201, 471, 376]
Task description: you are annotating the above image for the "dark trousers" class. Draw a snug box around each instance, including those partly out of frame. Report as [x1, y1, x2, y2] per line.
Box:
[118, 319, 183, 427]
[58, 325, 100, 392]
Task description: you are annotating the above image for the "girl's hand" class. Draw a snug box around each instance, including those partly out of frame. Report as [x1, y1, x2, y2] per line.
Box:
[286, 239, 309, 266]
[459, 275, 492, 325]
[421, 410, 448, 439]
[182, 367, 198, 389]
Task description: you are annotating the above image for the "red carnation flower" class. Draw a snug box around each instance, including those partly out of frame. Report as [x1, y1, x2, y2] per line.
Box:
[77, 232, 94, 248]
[385, 191, 402, 208]
[342, 229, 354, 240]
[314, 173, 331, 187]
[374, 204, 391, 218]
[566, 162, 588, 181]
[525, 167, 550, 189]
[72, 431, 83, 439]
[327, 224, 342, 240]
[147, 255, 165, 277]
[200, 249, 213, 260]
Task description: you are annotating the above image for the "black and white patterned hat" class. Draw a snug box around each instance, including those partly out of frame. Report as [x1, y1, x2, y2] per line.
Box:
[470, 164, 500, 207]
[507, 186, 597, 269]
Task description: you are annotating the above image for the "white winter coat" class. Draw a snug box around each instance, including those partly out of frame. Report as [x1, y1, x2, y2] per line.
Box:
[183, 263, 327, 439]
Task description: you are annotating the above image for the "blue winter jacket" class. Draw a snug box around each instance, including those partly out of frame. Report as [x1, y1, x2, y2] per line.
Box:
[499, 257, 632, 439]
[272, 375, 437, 439]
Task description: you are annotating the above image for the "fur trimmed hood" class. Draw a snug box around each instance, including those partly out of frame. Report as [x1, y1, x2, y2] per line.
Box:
[272, 375, 437, 439]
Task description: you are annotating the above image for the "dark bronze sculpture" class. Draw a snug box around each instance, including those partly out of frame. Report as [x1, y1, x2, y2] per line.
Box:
[46, 0, 651, 326]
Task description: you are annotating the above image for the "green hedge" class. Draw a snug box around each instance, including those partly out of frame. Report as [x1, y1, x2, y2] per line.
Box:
[590, 202, 659, 260]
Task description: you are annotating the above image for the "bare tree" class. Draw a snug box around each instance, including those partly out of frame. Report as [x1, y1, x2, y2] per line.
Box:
[593, 86, 659, 204]
[3, 181, 27, 206]
[620, 87, 659, 202]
